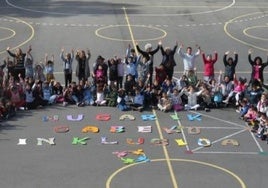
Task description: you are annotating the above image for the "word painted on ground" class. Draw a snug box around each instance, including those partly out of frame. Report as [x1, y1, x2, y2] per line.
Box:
[197, 138, 211, 147]
[110, 126, 125, 133]
[54, 126, 70, 133]
[96, 114, 111, 121]
[16, 137, 240, 147]
[126, 137, 144, 145]
[113, 149, 150, 164]
[66, 114, 84, 121]
[187, 114, 202, 121]
[119, 114, 135, 121]
[81, 126, 99, 133]
[17, 138, 56, 146]
[138, 126, 152, 133]
[42, 115, 59, 122]
[101, 137, 118, 144]
[163, 125, 182, 134]
[141, 114, 156, 121]
[151, 138, 169, 146]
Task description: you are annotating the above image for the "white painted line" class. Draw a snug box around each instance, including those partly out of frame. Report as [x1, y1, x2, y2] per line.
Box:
[178, 120, 190, 151]
[5, 0, 236, 17]
[185, 127, 243, 130]
[191, 111, 246, 128]
[6, 0, 75, 16]
[129, 0, 236, 16]
[194, 151, 259, 155]
[249, 131, 264, 153]
[192, 129, 247, 152]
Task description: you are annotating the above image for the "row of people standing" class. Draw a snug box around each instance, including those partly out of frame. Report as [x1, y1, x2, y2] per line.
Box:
[2, 43, 268, 91]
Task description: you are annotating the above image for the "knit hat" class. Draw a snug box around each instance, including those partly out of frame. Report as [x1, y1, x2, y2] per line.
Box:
[144, 43, 152, 51]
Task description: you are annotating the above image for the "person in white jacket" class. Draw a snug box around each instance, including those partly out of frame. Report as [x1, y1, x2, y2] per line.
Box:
[177, 44, 201, 76]
[184, 85, 204, 110]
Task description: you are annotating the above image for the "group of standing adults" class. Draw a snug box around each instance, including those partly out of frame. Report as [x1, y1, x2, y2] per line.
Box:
[3, 41, 268, 91]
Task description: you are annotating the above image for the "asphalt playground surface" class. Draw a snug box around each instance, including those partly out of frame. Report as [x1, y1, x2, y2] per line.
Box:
[0, 1, 268, 188]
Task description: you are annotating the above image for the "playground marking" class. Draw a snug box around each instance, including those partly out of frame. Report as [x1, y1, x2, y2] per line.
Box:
[0, 16, 34, 55]
[224, 11, 268, 51]
[5, 0, 235, 16]
[0, 27, 16, 41]
[191, 111, 245, 128]
[153, 110, 178, 188]
[106, 158, 246, 188]
[243, 25, 268, 41]
[192, 129, 247, 152]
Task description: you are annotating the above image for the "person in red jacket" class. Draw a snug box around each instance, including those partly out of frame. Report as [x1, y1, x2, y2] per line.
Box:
[202, 51, 218, 82]
[248, 49, 268, 86]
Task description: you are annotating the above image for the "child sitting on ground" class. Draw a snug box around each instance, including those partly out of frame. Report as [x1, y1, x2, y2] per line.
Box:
[236, 98, 250, 119]
[117, 88, 129, 111]
[243, 105, 258, 123]
[95, 77, 107, 106]
[184, 85, 204, 110]
[129, 88, 144, 112]
[105, 86, 118, 107]
[223, 74, 247, 106]
[158, 91, 172, 112]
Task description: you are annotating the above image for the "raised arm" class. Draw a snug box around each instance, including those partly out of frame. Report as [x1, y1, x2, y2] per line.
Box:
[248, 49, 254, 65]
[223, 51, 229, 66]
[6, 47, 16, 57]
[213, 51, 218, 63]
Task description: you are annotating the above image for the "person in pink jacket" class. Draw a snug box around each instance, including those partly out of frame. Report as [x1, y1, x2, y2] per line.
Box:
[202, 51, 218, 82]
[223, 74, 247, 106]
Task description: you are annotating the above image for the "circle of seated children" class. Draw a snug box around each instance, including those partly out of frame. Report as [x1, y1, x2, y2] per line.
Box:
[1, 47, 268, 145]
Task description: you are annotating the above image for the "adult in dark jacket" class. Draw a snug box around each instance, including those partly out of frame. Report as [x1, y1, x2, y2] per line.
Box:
[160, 41, 178, 80]
[75, 49, 91, 82]
[248, 49, 268, 86]
[223, 51, 238, 81]
[6, 46, 31, 81]
[136, 41, 160, 85]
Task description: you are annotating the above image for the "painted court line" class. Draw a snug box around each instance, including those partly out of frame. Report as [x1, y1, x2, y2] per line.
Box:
[178, 119, 190, 151]
[191, 111, 246, 128]
[249, 131, 264, 153]
[122, 11, 180, 188]
[0, 16, 35, 55]
[153, 110, 179, 188]
[194, 151, 259, 155]
[127, 0, 236, 16]
[191, 129, 247, 152]
[185, 126, 243, 130]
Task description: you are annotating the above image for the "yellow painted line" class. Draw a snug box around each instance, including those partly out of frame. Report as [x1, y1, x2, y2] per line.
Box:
[0, 27, 16, 41]
[122, 7, 137, 53]
[106, 158, 247, 188]
[0, 16, 35, 55]
[153, 110, 179, 188]
[243, 25, 268, 41]
[224, 11, 268, 52]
